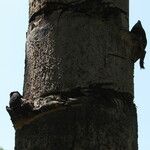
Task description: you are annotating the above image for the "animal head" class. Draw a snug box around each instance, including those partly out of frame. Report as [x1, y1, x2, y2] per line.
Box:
[10, 91, 23, 98]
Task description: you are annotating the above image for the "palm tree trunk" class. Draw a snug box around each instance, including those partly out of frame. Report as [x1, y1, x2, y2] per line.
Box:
[11, 0, 138, 149]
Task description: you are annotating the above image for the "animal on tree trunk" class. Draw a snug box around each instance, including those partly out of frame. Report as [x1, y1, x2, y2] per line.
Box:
[9, 91, 23, 110]
[131, 20, 147, 69]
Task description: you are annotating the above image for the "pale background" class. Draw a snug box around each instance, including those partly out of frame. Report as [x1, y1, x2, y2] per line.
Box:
[0, 0, 149, 149]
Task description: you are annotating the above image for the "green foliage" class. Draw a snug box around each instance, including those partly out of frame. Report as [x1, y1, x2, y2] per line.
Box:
[0, 147, 4, 150]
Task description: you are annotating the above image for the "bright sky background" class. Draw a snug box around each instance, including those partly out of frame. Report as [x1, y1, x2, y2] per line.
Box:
[0, 0, 149, 150]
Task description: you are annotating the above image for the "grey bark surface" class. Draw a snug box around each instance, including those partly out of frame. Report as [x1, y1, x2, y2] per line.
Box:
[14, 0, 138, 149]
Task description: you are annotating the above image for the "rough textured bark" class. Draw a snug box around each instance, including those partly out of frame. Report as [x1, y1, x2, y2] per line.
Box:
[10, 0, 139, 149]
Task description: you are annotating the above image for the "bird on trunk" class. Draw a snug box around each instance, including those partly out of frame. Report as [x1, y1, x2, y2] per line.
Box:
[9, 91, 23, 110]
[131, 20, 147, 69]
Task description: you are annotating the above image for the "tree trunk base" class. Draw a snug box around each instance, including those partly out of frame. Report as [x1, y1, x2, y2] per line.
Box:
[15, 92, 137, 150]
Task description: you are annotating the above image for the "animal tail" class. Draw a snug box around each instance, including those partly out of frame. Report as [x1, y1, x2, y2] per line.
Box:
[139, 51, 146, 69]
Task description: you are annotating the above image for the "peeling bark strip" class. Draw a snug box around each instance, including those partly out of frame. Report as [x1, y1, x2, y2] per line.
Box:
[7, 88, 133, 129]
[8, 0, 138, 149]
